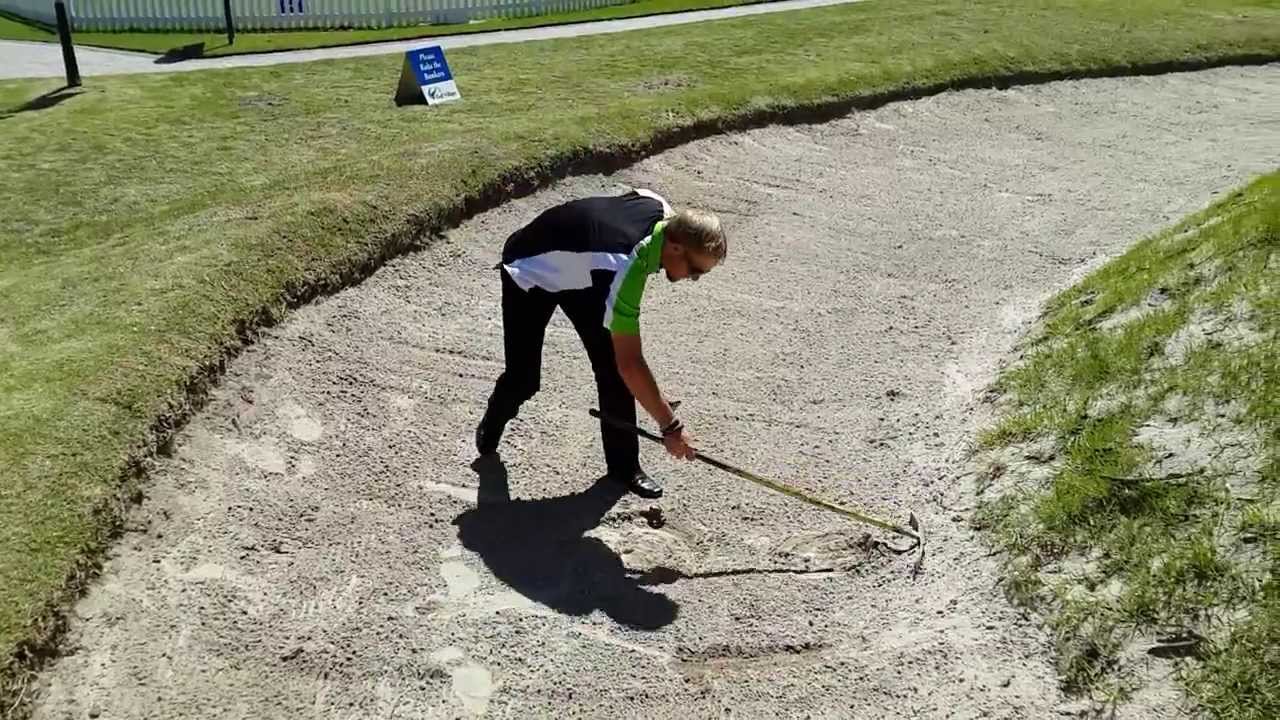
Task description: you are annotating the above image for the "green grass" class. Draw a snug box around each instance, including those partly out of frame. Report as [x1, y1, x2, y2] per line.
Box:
[0, 13, 50, 42]
[977, 172, 1280, 718]
[1, 0, 1278, 713]
[0, 0, 773, 56]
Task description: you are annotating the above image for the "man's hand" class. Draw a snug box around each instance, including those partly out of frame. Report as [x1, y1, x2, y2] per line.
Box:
[663, 426, 697, 460]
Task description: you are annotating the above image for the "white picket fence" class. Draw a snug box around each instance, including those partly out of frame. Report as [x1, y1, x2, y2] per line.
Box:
[0, 0, 630, 31]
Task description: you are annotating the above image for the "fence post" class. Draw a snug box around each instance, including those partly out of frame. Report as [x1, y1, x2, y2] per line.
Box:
[53, 0, 81, 87]
[224, 0, 236, 44]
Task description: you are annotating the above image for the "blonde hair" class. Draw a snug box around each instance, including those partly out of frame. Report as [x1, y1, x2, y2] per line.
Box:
[666, 209, 727, 261]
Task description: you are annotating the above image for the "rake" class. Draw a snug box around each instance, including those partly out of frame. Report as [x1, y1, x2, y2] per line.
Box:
[589, 407, 926, 576]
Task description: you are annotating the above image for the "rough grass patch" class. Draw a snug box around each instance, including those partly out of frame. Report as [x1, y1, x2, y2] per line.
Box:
[977, 171, 1280, 718]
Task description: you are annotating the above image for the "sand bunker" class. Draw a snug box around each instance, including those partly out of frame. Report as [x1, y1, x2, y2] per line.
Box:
[31, 65, 1280, 719]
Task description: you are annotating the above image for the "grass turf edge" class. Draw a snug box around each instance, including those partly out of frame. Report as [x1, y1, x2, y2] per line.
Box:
[971, 171, 1278, 716]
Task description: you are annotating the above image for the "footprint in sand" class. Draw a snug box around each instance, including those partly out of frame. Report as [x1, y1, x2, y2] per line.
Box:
[416, 547, 537, 620]
[590, 525, 693, 571]
[439, 560, 481, 600]
[294, 455, 318, 478]
[429, 646, 495, 716]
[387, 392, 417, 411]
[279, 402, 324, 442]
[232, 437, 287, 475]
[775, 531, 867, 565]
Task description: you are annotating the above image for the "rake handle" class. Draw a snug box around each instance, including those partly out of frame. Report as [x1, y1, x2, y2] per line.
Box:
[588, 408, 920, 542]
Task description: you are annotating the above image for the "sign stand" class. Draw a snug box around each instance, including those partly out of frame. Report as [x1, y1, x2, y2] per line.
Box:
[224, 0, 236, 45]
[54, 0, 80, 87]
[394, 46, 461, 107]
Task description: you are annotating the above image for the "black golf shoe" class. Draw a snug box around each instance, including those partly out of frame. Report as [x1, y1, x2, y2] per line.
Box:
[612, 467, 663, 499]
[474, 408, 506, 456]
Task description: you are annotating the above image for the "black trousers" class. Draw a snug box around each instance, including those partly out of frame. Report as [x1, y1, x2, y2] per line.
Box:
[484, 267, 639, 475]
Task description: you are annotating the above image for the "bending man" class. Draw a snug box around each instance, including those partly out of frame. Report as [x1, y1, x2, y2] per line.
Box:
[475, 188, 728, 498]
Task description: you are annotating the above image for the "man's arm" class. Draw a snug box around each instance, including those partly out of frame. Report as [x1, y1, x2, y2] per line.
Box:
[611, 333, 676, 429]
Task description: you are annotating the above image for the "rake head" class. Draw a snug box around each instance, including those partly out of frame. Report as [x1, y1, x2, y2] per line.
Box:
[909, 512, 926, 578]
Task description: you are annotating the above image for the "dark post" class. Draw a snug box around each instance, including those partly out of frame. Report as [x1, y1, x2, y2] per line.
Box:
[53, 0, 80, 87]
[223, 0, 235, 45]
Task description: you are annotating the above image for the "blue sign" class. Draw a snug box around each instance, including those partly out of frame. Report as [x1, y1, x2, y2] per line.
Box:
[409, 47, 453, 86]
[395, 45, 461, 106]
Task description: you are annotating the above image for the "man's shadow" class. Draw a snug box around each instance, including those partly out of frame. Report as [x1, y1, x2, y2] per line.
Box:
[452, 455, 678, 630]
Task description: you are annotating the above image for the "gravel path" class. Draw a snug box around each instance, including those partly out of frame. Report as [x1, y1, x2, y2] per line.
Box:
[30, 65, 1280, 719]
[0, 0, 862, 80]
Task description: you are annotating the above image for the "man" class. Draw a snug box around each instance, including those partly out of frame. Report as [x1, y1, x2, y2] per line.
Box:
[475, 187, 728, 498]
